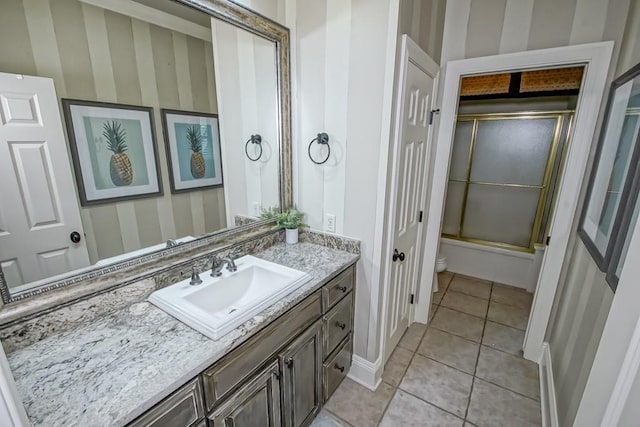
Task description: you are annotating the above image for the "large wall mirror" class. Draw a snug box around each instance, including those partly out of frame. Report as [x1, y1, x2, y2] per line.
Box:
[0, 0, 291, 303]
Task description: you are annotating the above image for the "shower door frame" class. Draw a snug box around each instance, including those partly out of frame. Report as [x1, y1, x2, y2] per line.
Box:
[442, 111, 573, 252]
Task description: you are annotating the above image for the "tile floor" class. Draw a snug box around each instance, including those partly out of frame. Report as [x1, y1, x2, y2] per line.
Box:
[312, 272, 541, 427]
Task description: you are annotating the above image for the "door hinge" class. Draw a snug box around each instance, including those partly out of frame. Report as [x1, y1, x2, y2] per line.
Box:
[546, 235, 551, 245]
[410, 294, 415, 304]
[419, 210, 423, 223]
[429, 108, 440, 125]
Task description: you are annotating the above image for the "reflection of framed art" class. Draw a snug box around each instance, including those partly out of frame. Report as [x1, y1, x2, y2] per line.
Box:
[62, 99, 162, 205]
[161, 109, 223, 192]
[579, 62, 640, 290]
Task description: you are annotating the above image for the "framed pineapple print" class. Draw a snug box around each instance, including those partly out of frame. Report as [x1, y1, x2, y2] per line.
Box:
[161, 109, 223, 192]
[62, 99, 162, 205]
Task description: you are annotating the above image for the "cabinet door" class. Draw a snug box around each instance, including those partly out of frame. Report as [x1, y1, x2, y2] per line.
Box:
[128, 378, 204, 427]
[208, 362, 281, 427]
[280, 320, 323, 427]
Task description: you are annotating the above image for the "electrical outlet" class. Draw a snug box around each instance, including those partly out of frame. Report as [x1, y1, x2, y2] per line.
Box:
[325, 214, 336, 233]
[253, 202, 261, 217]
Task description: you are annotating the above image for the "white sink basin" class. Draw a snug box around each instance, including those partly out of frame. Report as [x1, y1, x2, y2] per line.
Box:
[148, 255, 312, 340]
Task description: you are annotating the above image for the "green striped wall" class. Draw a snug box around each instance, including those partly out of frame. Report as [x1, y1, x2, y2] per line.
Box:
[0, 0, 226, 263]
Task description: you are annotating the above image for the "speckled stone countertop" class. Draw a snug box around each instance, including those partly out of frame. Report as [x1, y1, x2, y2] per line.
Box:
[7, 242, 358, 427]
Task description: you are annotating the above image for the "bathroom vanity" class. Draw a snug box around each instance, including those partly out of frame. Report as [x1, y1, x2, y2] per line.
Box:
[5, 236, 359, 426]
[132, 262, 355, 427]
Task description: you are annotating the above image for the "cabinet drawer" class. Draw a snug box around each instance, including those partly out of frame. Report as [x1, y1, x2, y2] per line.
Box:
[323, 336, 352, 402]
[128, 378, 204, 427]
[323, 293, 352, 358]
[203, 291, 322, 411]
[322, 267, 354, 311]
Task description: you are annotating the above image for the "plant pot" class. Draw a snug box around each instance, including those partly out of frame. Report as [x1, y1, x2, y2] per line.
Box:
[285, 228, 299, 244]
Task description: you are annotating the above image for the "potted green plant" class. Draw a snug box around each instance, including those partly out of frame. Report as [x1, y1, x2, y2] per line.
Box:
[266, 206, 308, 244]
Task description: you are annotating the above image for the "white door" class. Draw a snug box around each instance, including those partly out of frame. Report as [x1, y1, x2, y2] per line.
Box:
[384, 36, 439, 360]
[0, 73, 89, 290]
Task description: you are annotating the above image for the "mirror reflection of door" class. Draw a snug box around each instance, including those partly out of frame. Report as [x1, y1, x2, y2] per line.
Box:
[0, 0, 281, 296]
[0, 74, 91, 290]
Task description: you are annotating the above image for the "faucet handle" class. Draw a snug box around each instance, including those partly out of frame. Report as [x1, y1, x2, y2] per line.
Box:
[189, 266, 203, 286]
[210, 255, 224, 277]
[227, 257, 238, 272]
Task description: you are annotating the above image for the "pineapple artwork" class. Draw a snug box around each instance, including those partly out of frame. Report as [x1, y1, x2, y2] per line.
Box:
[187, 125, 206, 179]
[103, 120, 133, 186]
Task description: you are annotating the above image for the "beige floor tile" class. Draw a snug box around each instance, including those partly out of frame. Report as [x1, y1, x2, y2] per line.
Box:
[430, 303, 438, 321]
[491, 283, 533, 309]
[487, 301, 530, 330]
[311, 409, 350, 426]
[380, 389, 464, 427]
[438, 271, 454, 291]
[399, 354, 473, 417]
[449, 276, 492, 299]
[324, 378, 394, 427]
[382, 346, 414, 386]
[476, 346, 539, 400]
[418, 328, 479, 374]
[482, 321, 524, 355]
[441, 291, 489, 318]
[467, 379, 541, 427]
[432, 290, 445, 305]
[431, 307, 485, 342]
[398, 322, 427, 351]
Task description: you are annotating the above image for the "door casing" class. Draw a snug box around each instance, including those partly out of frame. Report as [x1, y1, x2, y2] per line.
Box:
[419, 41, 614, 363]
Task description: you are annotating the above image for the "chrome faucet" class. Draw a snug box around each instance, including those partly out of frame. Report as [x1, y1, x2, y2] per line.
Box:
[210, 255, 238, 277]
[189, 266, 203, 286]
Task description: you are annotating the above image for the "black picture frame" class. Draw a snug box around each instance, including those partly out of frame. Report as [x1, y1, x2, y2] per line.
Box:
[62, 99, 163, 206]
[578, 62, 640, 291]
[160, 109, 223, 194]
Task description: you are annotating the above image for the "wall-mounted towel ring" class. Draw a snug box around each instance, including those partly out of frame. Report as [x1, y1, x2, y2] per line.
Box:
[245, 134, 263, 161]
[308, 132, 330, 165]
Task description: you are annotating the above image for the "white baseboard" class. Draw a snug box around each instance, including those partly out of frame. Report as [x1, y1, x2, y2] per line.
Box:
[348, 354, 382, 391]
[539, 342, 559, 427]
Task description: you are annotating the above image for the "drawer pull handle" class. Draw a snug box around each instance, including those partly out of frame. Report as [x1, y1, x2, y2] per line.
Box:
[335, 321, 346, 330]
[334, 363, 345, 373]
[337, 285, 347, 292]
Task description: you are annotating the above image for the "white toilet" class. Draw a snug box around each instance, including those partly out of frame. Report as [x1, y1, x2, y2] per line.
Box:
[435, 254, 448, 273]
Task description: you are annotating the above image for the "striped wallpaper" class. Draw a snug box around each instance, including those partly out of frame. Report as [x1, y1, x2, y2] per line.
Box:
[0, 0, 226, 263]
[397, 0, 446, 65]
[439, 0, 637, 425]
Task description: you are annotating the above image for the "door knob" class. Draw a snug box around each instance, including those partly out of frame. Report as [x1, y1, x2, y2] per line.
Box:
[70, 231, 82, 243]
[392, 249, 405, 262]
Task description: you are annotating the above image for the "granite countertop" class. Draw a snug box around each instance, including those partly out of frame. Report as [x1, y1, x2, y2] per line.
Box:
[7, 242, 359, 427]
